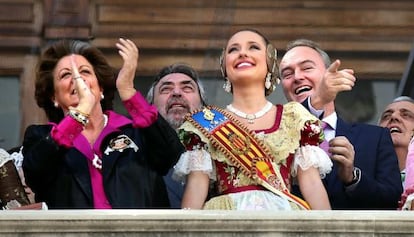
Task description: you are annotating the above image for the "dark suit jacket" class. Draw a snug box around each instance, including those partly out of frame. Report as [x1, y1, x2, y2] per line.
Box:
[296, 99, 402, 209]
[324, 117, 402, 209]
[22, 114, 184, 209]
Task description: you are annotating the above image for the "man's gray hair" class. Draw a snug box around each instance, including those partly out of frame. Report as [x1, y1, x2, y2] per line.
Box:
[146, 63, 207, 105]
[392, 96, 414, 104]
[285, 39, 331, 68]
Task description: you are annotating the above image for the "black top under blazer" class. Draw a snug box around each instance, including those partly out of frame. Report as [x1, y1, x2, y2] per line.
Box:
[22, 114, 184, 209]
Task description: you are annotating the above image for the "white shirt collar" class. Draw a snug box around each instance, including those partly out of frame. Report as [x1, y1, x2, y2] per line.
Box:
[322, 112, 337, 130]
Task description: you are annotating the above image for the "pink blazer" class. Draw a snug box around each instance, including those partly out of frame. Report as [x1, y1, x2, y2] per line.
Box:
[400, 137, 414, 210]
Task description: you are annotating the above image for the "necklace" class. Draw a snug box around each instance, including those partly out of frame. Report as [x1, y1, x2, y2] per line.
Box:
[226, 101, 273, 124]
[92, 114, 108, 170]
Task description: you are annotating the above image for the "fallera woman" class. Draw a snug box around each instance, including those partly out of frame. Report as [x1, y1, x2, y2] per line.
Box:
[173, 29, 332, 210]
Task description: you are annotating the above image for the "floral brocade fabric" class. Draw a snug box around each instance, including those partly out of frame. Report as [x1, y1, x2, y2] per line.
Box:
[174, 101, 332, 210]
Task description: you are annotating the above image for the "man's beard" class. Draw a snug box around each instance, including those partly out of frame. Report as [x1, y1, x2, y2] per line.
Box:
[166, 115, 185, 130]
[165, 97, 190, 129]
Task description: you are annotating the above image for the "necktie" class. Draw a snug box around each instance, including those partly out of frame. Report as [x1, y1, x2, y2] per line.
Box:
[320, 121, 331, 155]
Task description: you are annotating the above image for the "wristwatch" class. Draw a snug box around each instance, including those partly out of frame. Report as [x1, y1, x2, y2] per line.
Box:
[345, 167, 361, 186]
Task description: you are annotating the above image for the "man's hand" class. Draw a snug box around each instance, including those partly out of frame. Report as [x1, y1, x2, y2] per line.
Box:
[328, 136, 355, 184]
[311, 60, 356, 110]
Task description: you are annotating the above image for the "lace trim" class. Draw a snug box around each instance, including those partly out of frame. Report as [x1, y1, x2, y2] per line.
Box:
[292, 145, 333, 179]
[172, 149, 216, 184]
[9, 146, 24, 169]
[400, 192, 414, 210]
[0, 148, 13, 167]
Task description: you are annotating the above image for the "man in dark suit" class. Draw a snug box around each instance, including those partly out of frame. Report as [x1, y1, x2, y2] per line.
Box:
[279, 39, 402, 209]
[146, 63, 206, 208]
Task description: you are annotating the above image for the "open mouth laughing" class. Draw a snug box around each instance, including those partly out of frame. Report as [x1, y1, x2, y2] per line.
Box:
[295, 85, 312, 95]
[389, 126, 402, 134]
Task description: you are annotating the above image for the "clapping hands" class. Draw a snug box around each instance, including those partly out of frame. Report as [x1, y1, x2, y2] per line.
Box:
[115, 38, 139, 101]
[70, 55, 95, 115]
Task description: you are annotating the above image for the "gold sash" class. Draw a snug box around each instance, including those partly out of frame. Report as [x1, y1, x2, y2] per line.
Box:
[187, 106, 310, 210]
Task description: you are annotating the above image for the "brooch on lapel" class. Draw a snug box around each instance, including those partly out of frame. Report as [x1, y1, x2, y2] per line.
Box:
[104, 134, 139, 155]
[92, 154, 103, 170]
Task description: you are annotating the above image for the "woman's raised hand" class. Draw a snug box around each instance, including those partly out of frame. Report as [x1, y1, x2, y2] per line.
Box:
[70, 55, 95, 115]
[115, 38, 139, 101]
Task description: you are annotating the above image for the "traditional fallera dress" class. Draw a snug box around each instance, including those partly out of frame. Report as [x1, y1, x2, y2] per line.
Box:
[173, 101, 332, 210]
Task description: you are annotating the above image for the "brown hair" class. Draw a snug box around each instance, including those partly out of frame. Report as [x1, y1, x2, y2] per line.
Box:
[35, 40, 116, 123]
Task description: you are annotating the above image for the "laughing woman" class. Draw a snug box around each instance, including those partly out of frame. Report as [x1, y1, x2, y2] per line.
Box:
[22, 38, 184, 209]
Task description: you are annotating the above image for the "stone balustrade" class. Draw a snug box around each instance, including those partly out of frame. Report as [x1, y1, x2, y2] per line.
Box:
[0, 210, 413, 236]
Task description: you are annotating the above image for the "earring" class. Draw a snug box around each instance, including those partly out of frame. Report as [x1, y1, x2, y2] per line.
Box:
[101, 93, 104, 100]
[265, 72, 272, 89]
[223, 79, 231, 93]
[54, 101, 59, 108]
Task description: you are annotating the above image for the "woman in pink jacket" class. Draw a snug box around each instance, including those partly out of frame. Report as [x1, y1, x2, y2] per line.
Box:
[400, 132, 414, 210]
